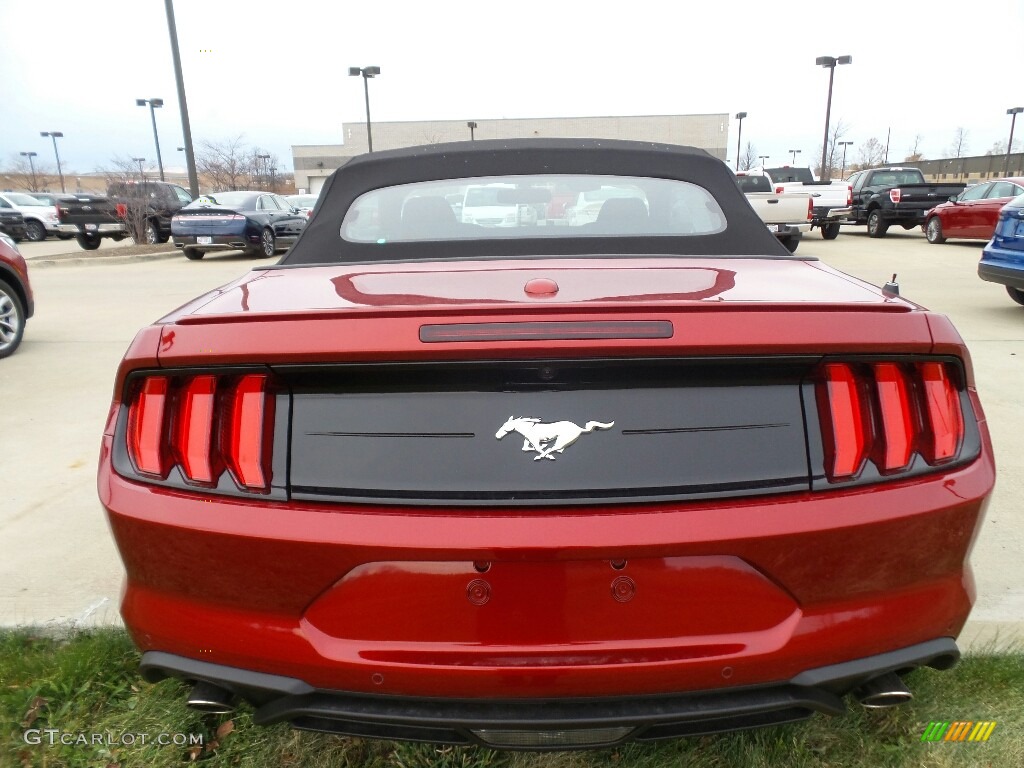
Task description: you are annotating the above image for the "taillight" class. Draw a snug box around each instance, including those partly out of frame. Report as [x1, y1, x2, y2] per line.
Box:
[817, 360, 967, 482]
[919, 362, 964, 463]
[846, 184, 853, 207]
[223, 375, 275, 491]
[818, 364, 868, 479]
[57, 206, 69, 222]
[171, 374, 220, 485]
[890, 188, 902, 204]
[127, 376, 171, 478]
[775, 186, 785, 194]
[125, 372, 275, 493]
[807, 196, 814, 221]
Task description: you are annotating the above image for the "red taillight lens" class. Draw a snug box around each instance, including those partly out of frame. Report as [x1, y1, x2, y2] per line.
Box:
[819, 363, 867, 479]
[172, 375, 220, 484]
[846, 184, 853, 206]
[807, 196, 814, 221]
[127, 376, 171, 478]
[873, 363, 914, 471]
[890, 188, 902, 204]
[775, 186, 784, 194]
[124, 372, 275, 493]
[919, 362, 964, 463]
[224, 374, 275, 492]
[817, 360, 967, 482]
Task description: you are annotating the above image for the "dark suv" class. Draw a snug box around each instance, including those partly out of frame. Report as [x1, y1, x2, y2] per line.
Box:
[107, 181, 194, 244]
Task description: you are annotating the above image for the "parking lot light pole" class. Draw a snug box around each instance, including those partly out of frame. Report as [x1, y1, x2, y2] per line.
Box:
[816, 55, 852, 181]
[136, 99, 166, 181]
[132, 157, 146, 180]
[759, 154, 769, 168]
[789, 149, 801, 165]
[20, 151, 38, 191]
[467, 121, 477, 140]
[348, 66, 381, 152]
[257, 154, 271, 189]
[734, 112, 747, 171]
[838, 141, 854, 179]
[40, 132, 66, 192]
[1006, 107, 1023, 177]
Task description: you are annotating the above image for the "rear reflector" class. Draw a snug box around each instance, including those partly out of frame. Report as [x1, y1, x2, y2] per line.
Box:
[126, 373, 274, 493]
[127, 376, 171, 478]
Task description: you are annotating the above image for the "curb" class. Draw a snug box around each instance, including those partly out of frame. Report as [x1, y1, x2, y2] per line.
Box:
[26, 250, 181, 268]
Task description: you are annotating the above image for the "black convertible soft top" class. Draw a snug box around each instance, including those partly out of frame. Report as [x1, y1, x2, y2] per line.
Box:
[280, 138, 794, 265]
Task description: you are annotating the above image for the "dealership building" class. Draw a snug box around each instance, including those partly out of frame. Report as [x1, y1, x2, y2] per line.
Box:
[292, 114, 730, 195]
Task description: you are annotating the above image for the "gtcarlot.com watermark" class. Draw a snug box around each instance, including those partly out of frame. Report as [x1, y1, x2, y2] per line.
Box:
[23, 728, 204, 747]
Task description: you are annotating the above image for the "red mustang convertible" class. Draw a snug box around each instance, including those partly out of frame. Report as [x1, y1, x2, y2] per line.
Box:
[99, 140, 994, 750]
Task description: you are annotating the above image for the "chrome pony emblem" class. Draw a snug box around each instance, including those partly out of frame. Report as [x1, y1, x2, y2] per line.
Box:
[495, 416, 614, 461]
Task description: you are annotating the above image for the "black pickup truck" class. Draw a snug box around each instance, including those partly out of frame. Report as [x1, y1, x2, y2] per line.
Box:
[846, 167, 965, 238]
[107, 180, 194, 244]
[53, 193, 128, 250]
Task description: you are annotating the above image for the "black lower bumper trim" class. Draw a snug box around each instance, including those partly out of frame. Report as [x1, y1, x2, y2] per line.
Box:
[139, 638, 959, 749]
[979, 262, 1024, 290]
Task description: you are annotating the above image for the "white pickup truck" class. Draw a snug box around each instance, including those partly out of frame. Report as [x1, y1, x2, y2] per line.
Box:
[734, 173, 812, 252]
[759, 166, 852, 240]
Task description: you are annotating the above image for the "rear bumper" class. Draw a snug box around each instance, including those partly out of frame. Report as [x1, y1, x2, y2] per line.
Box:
[812, 206, 851, 225]
[173, 234, 259, 252]
[979, 255, 1024, 290]
[140, 638, 959, 748]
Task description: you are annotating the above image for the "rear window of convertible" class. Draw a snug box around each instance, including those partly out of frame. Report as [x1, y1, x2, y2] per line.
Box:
[340, 174, 727, 243]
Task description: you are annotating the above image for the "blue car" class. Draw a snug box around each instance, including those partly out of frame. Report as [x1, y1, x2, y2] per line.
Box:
[979, 192, 1024, 305]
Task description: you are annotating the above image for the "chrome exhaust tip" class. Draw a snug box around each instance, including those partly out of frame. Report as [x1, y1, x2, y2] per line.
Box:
[854, 672, 913, 708]
[187, 680, 236, 714]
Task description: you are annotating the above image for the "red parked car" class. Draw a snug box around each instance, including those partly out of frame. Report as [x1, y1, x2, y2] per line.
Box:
[924, 177, 1024, 243]
[100, 140, 994, 750]
[0, 230, 33, 358]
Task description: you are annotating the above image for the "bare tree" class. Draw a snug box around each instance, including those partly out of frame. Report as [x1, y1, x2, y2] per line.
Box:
[96, 156, 151, 243]
[905, 135, 925, 163]
[948, 127, 969, 158]
[814, 119, 849, 180]
[856, 137, 886, 170]
[6, 154, 53, 192]
[196, 136, 252, 191]
[739, 141, 758, 171]
[986, 138, 1022, 155]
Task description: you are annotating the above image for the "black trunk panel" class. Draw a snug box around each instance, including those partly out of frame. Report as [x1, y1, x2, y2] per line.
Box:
[282, 359, 813, 506]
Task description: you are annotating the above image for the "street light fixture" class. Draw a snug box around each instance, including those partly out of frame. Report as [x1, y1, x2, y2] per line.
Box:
[838, 141, 854, 180]
[20, 151, 38, 191]
[1006, 107, 1023, 177]
[758, 155, 770, 168]
[789, 149, 802, 164]
[257, 154, 271, 189]
[348, 66, 381, 152]
[136, 98, 166, 181]
[132, 157, 146, 179]
[467, 121, 478, 140]
[40, 131, 66, 192]
[815, 55, 852, 181]
[734, 112, 747, 171]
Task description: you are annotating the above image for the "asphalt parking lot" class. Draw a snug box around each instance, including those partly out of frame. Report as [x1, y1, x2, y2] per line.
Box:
[2, 229, 1020, 648]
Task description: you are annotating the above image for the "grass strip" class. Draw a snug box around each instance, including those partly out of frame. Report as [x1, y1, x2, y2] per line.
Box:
[1, 628, 1020, 767]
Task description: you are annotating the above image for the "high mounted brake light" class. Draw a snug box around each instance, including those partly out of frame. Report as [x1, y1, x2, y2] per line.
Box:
[816, 360, 967, 482]
[126, 373, 275, 493]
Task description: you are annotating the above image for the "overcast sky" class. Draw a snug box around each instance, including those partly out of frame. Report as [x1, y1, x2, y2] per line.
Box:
[2, 0, 1022, 177]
